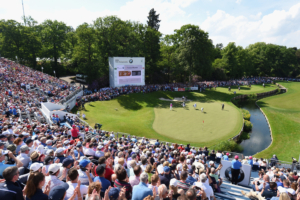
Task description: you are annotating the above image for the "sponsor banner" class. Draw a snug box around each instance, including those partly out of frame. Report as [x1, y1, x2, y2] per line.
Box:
[190, 87, 198, 91]
[178, 88, 185, 91]
[174, 88, 178, 91]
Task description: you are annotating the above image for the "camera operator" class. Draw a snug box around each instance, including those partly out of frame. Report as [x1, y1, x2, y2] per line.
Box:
[0, 149, 23, 176]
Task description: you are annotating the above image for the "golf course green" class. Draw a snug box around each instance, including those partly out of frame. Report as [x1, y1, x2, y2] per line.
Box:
[77, 84, 276, 147]
[255, 81, 300, 161]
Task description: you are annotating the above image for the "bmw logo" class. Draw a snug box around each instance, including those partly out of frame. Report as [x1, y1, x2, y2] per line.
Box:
[129, 59, 133, 63]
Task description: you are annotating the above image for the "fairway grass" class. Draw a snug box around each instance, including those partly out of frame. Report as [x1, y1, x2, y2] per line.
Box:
[76, 84, 276, 147]
[255, 82, 300, 161]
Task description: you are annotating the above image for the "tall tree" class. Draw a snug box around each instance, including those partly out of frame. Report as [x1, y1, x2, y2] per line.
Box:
[147, 8, 161, 31]
[172, 24, 214, 82]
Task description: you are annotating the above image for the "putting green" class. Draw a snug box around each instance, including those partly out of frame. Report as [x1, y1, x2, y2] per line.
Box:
[255, 81, 300, 161]
[153, 101, 240, 144]
[75, 84, 276, 147]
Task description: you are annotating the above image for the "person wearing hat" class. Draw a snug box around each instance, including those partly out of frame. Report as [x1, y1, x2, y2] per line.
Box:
[74, 142, 84, 158]
[186, 168, 197, 185]
[0, 149, 23, 176]
[78, 159, 94, 186]
[42, 163, 65, 191]
[48, 182, 76, 200]
[16, 145, 30, 168]
[223, 152, 229, 161]
[0, 166, 23, 200]
[159, 166, 171, 188]
[55, 147, 66, 163]
[94, 164, 110, 196]
[247, 156, 253, 167]
[231, 155, 242, 185]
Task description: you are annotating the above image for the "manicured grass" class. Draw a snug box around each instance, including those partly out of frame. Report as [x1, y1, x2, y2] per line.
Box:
[73, 84, 276, 147]
[255, 82, 300, 161]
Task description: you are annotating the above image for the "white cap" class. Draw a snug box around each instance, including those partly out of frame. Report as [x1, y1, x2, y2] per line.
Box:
[170, 178, 178, 186]
[55, 147, 64, 154]
[46, 140, 52, 145]
[48, 163, 61, 173]
[30, 163, 43, 172]
[157, 165, 164, 174]
[209, 161, 214, 165]
[63, 140, 70, 145]
[97, 145, 103, 149]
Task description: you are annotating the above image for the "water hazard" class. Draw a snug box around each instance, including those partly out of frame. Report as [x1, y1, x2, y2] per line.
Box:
[239, 100, 272, 156]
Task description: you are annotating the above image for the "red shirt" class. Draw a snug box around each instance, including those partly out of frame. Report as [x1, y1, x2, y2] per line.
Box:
[94, 167, 114, 182]
[71, 128, 79, 137]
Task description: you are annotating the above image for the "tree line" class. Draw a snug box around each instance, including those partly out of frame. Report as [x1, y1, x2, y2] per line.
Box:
[0, 9, 299, 86]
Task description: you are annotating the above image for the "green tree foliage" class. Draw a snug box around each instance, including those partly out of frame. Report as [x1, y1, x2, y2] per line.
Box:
[0, 15, 299, 85]
[172, 24, 214, 83]
[40, 19, 70, 76]
[147, 8, 161, 31]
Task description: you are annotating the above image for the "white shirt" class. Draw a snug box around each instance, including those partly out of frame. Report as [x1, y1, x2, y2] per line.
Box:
[65, 181, 88, 200]
[16, 153, 30, 168]
[78, 169, 94, 185]
[216, 153, 222, 158]
[95, 150, 104, 158]
[43, 175, 64, 191]
[194, 182, 214, 200]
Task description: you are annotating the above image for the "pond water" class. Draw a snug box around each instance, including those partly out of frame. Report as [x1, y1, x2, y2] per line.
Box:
[239, 100, 272, 156]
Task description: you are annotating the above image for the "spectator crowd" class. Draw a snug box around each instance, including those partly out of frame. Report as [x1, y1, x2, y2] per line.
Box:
[1, 57, 300, 200]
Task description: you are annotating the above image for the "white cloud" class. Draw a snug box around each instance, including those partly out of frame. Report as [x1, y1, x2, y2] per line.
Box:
[201, 3, 300, 48]
[236, 0, 242, 4]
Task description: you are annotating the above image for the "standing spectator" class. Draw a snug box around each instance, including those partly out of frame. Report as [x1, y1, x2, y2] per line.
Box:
[231, 155, 242, 185]
[159, 166, 171, 188]
[132, 172, 153, 200]
[0, 166, 23, 200]
[71, 125, 79, 140]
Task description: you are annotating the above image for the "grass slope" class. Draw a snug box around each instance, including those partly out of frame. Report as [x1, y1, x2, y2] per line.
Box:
[255, 82, 300, 161]
[75, 84, 276, 147]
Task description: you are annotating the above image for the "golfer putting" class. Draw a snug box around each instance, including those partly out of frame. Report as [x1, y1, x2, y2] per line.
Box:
[193, 103, 197, 110]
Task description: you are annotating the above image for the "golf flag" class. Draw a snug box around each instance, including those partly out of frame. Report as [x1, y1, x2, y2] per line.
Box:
[203, 120, 204, 123]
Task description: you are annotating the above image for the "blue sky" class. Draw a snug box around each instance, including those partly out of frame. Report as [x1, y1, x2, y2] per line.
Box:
[1, 0, 300, 48]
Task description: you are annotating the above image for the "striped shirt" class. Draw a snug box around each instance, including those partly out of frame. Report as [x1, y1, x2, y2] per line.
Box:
[177, 180, 191, 192]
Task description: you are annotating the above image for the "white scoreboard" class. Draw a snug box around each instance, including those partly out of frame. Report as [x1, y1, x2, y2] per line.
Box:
[109, 57, 145, 88]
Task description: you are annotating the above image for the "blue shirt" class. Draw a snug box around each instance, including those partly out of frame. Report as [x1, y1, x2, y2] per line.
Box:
[186, 175, 197, 185]
[248, 160, 253, 166]
[94, 176, 110, 192]
[74, 150, 84, 157]
[132, 182, 153, 200]
[0, 162, 16, 176]
[231, 159, 242, 169]
[223, 155, 229, 160]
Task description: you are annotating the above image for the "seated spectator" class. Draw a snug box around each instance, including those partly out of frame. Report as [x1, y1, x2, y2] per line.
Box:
[0, 149, 23, 176]
[94, 164, 110, 197]
[114, 168, 132, 199]
[42, 163, 65, 191]
[177, 171, 191, 192]
[0, 166, 23, 200]
[194, 174, 215, 200]
[132, 172, 153, 200]
[130, 165, 142, 188]
[86, 182, 102, 200]
[17, 145, 31, 168]
[78, 159, 93, 185]
[65, 168, 88, 200]
[24, 172, 50, 200]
